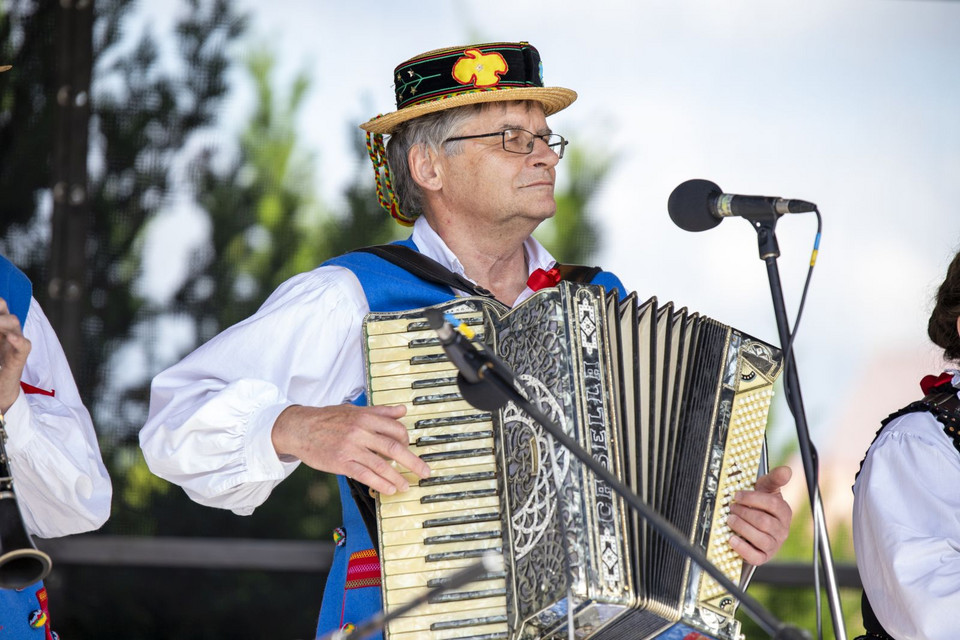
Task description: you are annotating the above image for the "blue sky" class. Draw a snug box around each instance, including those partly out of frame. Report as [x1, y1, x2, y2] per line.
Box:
[137, 0, 960, 510]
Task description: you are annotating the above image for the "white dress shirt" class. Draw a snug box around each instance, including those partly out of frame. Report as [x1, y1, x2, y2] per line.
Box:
[5, 298, 112, 538]
[852, 373, 960, 640]
[140, 217, 557, 515]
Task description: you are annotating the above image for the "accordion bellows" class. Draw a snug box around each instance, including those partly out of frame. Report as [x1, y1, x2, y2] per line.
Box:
[363, 282, 783, 640]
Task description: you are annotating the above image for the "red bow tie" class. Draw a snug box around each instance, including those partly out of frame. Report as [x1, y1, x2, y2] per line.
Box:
[527, 267, 561, 292]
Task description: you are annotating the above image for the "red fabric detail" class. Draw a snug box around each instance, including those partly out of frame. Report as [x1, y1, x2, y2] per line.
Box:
[920, 372, 954, 395]
[36, 586, 53, 640]
[344, 549, 381, 590]
[21, 382, 55, 397]
[527, 267, 561, 292]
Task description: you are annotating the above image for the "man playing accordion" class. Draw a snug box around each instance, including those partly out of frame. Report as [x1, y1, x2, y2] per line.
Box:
[140, 41, 793, 639]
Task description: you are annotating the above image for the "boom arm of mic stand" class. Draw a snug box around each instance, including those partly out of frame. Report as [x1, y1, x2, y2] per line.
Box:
[754, 220, 847, 640]
[474, 364, 809, 640]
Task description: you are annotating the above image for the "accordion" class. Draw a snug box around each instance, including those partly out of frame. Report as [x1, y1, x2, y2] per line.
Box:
[362, 282, 783, 640]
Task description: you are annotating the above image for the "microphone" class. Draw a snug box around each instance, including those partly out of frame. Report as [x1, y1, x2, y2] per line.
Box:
[423, 309, 513, 411]
[668, 179, 817, 232]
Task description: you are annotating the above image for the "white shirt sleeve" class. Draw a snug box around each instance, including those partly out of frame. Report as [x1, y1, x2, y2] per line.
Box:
[852, 409, 960, 640]
[139, 265, 369, 515]
[3, 298, 112, 538]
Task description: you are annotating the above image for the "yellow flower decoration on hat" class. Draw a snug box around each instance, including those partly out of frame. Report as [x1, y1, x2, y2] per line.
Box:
[452, 49, 508, 88]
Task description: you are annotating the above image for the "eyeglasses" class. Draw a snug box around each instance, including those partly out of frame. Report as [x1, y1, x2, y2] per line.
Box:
[443, 128, 567, 159]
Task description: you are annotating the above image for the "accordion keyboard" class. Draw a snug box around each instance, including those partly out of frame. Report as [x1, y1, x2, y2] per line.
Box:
[365, 312, 510, 640]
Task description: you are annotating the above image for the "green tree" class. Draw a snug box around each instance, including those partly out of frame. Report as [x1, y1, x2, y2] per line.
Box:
[90, 0, 247, 440]
[2, 0, 248, 438]
[737, 455, 863, 639]
[0, 0, 64, 267]
[89, 47, 339, 639]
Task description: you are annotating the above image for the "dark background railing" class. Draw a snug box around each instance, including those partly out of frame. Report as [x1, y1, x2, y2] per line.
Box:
[38, 534, 860, 587]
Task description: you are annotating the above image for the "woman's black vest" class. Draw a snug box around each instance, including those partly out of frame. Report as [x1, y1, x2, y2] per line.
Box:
[854, 381, 960, 640]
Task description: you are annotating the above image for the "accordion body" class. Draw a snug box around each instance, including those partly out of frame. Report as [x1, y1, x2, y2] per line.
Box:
[362, 282, 783, 640]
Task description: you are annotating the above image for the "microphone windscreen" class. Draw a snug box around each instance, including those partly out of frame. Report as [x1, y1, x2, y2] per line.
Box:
[457, 374, 506, 411]
[423, 308, 444, 330]
[668, 179, 723, 232]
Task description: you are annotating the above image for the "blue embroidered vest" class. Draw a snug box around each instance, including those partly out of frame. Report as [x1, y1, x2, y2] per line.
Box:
[0, 255, 55, 640]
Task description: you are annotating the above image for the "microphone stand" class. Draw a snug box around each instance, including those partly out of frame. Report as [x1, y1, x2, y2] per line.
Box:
[463, 354, 810, 640]
[752, 215, 847, 640]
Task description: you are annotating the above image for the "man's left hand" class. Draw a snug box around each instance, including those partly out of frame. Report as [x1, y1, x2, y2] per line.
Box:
[726, 465, 793, 565]
[0, 297, 30, 413]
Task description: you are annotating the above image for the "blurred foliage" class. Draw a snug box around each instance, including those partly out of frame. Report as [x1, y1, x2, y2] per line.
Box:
[0, 0, 60, 266]
[738, 489, 863, 639]
[533, 143, 610, 265]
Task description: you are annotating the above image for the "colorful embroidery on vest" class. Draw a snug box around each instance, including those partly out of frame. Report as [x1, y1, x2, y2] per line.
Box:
[344, 549, 381, 590]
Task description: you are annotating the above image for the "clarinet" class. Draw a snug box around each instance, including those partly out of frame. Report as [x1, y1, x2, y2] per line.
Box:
[0, 410, 52, 589]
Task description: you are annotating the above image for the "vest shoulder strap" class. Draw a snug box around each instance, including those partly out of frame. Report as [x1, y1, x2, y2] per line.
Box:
[879, 384, 960, 454]
[354, 243, 603, 295]
[353, 244, 494, 298]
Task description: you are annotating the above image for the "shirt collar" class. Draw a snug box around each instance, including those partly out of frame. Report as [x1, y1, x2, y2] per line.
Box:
[950, 369, 960, 390]
[410, 216, 557, 304]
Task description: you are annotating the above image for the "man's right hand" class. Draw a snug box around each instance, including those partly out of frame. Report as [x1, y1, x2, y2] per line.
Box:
[271, 403, 430, 495]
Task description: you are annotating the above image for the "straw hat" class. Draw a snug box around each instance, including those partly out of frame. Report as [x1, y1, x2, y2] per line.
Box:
[360, 41, 577, 135]
[362, 42, 576, 225]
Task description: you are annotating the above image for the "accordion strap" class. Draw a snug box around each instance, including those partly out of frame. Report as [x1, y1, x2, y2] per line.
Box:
[354, 244, 495, 298]
[554, 263, 602, 283]
[354, 244, 602, 298]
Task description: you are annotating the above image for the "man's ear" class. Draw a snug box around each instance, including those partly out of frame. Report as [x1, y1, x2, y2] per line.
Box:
[408, 144, 443, 192]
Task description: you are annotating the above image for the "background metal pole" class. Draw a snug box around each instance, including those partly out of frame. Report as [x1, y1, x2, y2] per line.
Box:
[48, 0, 93, 372]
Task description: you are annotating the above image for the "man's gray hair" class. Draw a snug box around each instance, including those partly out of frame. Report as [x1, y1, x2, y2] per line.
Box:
[384, 104, 485, 219]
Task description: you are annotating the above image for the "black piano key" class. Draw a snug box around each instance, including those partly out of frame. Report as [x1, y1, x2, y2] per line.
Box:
[419, 471, 496, 487]
[419, 447, 494, 463]
[428, 587, 508, 604]
[430, 615, 508, 631]
[415, 413, 492, 429]
[425, 548, 501, 563]
[412, 392, 463, 405]
[415, 430, 492, 445]
[421, 488, 497, 504]
[411, 376, 458, 389]
[409, 353, 449, 366]
[423, 530, 501, 545]
[426, 570, 506, 588]
[422, 512, 500, 528]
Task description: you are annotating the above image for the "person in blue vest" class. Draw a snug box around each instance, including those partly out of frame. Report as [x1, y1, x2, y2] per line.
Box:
[140, 41, 794, 638]
[0, 252, 113, 639]
[853, 247, 960, 640]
